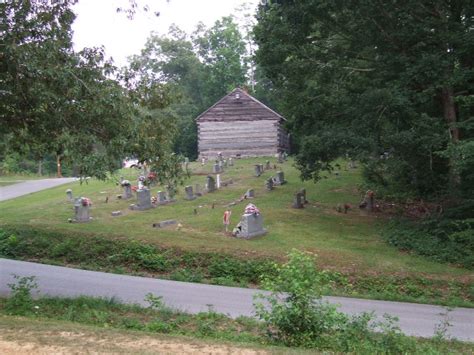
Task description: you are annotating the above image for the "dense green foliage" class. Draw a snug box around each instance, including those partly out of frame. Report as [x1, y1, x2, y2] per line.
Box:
[254, 0, 474, 264]
[127, 17, 249, 159]
[0, 227, 471, 306]
[385, 216, 474, 269]
[254, 1, 474, 200]
[254, 250, 433, 352]
[0, 0, 182, 182]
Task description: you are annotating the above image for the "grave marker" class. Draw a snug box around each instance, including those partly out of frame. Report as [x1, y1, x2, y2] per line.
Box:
[66, 189, 73, 202]
[292, 192, 304, 209]
[184, 185, 196, 200]
[206, 175, 216, 192]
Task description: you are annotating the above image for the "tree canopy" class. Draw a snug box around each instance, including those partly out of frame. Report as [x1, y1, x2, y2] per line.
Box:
[0, 0, 179, 180]
[254, 0, 474, 200]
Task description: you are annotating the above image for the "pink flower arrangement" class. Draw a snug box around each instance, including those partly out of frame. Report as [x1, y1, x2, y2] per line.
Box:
[81, 197, 92, 207]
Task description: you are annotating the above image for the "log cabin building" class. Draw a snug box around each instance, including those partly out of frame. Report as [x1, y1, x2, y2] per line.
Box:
[197, 88, 290, 158]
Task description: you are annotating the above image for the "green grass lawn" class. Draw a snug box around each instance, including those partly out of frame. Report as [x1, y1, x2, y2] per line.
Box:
[0, 157, 471, 282]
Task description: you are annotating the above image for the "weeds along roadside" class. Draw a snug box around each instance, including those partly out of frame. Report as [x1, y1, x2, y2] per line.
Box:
[1, 268, 473, 353]
[0, 226, 472, 308]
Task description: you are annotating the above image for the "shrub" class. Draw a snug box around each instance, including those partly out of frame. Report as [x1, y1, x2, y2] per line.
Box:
[4, 275, 38, 316]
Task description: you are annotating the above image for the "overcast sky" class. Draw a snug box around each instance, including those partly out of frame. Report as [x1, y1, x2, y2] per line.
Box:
[72, 0, 260, 67]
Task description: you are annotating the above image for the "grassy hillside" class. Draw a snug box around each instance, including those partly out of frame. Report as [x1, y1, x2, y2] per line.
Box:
[0, 157, 470, 281]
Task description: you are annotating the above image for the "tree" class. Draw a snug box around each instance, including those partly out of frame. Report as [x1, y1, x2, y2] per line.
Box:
[254, 0, 474, 199]
[128, 17, 249, 159]
[1, 0, 180, 181]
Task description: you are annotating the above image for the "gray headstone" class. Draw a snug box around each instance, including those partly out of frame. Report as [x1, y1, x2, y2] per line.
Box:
[274, 171, 287, 185]
[223, 159, 228, 167]
[300, 188, 308, 203]
[66, 189, 73, 202]
[195, 184, 202, 196]
[73, 198, 91, 222]
[216, 174, 221, 189]
[234, 213, 267, 239]
[360, 190, 375, 212]
[184, 185, 196, 200]
[206, 175, 216, 192]
[153, 220, 177, 228]
[254, 164, 262, 177]
[245, 189, 255, 198]
[213, 163, 220, 174]
[111, 211, 122, 217]
[265, 177, 274, 191]
[228, 157, 234, 166]
[184, 157, 189, 164]
[292, 192, 304, 209]
[157, 191, 167, 205]
[134, 188, 152, 210]
[277, 152, 284, 163]
[123, 184, 133, 199]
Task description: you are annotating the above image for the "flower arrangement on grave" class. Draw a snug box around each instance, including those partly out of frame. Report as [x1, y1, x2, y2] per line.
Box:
[244, 203, 260, 216]
[146, 172, 157, 186]
[131, 185, 138, 192]
[151, 196, 157, 205]
[81, 197, 92, 207]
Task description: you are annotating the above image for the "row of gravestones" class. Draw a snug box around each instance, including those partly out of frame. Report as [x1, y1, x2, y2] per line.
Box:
[212, 158, 233, 174]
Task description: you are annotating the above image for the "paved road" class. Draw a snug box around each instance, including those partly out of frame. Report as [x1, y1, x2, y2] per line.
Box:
[0, 178, 76, 202]
[1, 259, 472, 341]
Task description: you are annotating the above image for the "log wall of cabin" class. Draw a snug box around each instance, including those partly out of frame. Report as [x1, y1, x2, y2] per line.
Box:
[198, 120, 280, 158]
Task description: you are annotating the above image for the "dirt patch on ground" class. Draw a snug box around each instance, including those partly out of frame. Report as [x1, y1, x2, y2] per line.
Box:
[0, 327, 268, 355]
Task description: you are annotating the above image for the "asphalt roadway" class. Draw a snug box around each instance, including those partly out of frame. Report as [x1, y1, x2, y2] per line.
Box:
[0, 178, 76, 202]
[1, 258, 472, 341]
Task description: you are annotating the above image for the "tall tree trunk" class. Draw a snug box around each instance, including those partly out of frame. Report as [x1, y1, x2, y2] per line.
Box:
[37, 159, 43, 176]
[56, 154, 63, 178]
[441, 86, 460, 186]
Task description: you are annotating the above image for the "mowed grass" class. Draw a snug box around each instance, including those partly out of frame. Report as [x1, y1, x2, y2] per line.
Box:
[0, 158, 470, 280]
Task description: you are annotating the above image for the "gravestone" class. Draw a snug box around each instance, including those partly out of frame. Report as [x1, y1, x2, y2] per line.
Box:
[265, 160, 271, 170]
[245, 189, 255, 198]
[206, 175, 216, 192]
[300, 188, 308, 204]
[292, 192, 304, 209]
[216, 174, 221, 189]
[223, 159, 228, 168]
[184, 157, 189, 164]
[254, 164, 262, 177]
[111, 211, 122, 217]
[66, 189, 73, 202]
[218, 160, 224, 172]
[184, 185, 196, 200]
[130, 188, 152, 211]
[166, 187, 177, 202]
[73, 197, 92, 222]
[121, 180, 132, 199]
[233, 213, 267, 239]
[201, 157, 206, 166]
[277, 152, 284, 163]
[195, 184, 202, 196]
[157, 191, 167, 205]
[274, 171, 287, 185]
[213, 163, 220, 174]
[153, 220, 177, 228]
[265, 177, 274, 191]
[359, 190, 375, 213]
[228, 158, 234, 166]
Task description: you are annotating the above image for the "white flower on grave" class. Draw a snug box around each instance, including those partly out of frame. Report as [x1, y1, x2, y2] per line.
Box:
[34, 306, 40, 309]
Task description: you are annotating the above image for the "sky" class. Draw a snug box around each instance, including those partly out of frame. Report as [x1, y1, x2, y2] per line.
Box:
[72, 0, 260, 67]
